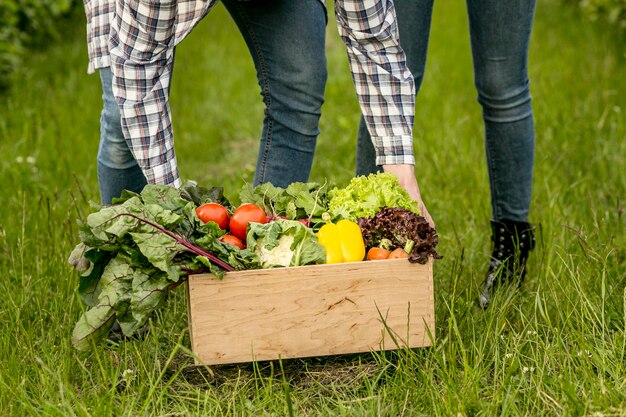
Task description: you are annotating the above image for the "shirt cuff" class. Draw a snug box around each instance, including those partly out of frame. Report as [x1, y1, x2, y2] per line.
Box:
[87, 56, 111, 75]
[371, 135, 416, 166]
[142, 158, 181, 188]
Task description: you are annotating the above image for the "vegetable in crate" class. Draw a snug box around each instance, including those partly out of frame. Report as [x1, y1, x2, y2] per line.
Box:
[239, 181, 330, 228]
[219, 234, 245, 249]
[316, 220, 366, 263]
[366, 247, 391, 260]
[358, 207, 441, 264]
[196, 203, 230, 230]
[67, 175, 439, 351]
[328, 173, 420, 221]
[229, 203, 267, 240]
[246, 219, 326, 268]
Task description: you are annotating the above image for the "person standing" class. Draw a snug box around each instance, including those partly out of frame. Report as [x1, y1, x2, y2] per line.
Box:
[355, 0, 537, 308]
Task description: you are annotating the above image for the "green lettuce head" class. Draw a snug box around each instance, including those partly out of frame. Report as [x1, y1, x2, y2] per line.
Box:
[328, 172, 420, 221]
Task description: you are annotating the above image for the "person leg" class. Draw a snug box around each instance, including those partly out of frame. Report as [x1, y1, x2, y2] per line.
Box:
[97, 67, 147, 205]
[355, 0, 434, 176]
[466, 0, 537, 307]
[467, 0, 536, 223]
[221, 0, 327, 187]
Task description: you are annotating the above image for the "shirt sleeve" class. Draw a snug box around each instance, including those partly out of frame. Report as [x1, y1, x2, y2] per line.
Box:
[334, 0, 416, 166]
[109, 0, 181, 186]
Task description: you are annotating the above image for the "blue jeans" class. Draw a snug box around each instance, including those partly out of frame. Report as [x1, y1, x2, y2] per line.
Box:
[97, 0, 327, 204]
[356, 0, 536, 223]
[97, 68, 147, 205]
[222, 0, 327, 187]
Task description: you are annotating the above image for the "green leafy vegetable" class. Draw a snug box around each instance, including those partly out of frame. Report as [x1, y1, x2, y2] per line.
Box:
[358, 207, 441, 264]
[239, 181, 330, 227]
[246, 220, 326, 268]
[69, 184, 238, 351]
[328, 173, 420, 221]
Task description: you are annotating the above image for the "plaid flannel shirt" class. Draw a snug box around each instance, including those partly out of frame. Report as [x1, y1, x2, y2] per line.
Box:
[83, 0, 115, 73]
[104, 0, 415, 186]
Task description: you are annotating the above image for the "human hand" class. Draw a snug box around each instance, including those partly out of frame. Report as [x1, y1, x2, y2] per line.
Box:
[382, 164, 435, 229]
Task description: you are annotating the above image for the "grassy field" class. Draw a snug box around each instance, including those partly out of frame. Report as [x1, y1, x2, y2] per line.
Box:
[1, 0, 625, 415]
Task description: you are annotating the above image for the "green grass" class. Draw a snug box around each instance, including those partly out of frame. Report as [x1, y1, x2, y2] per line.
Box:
[1, 1, 625, 415]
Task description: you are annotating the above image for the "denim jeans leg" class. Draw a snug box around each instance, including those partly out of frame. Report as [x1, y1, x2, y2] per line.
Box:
[222, 0, 327, 188]
[467, 0, 537, 222]
[355, 0, 434, 176]
[97, 67, 147, 205]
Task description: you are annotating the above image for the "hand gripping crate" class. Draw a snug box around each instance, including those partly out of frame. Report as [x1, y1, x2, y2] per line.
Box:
[187, 258, 435, 365]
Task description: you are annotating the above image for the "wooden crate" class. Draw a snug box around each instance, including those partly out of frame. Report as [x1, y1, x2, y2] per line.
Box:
[187, 258, 435, 365]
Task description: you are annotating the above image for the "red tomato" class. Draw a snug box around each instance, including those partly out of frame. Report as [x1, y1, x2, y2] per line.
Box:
[196, 203, 230, 230]
[229, 203, 266, 240]
[219, 234, 245, 250]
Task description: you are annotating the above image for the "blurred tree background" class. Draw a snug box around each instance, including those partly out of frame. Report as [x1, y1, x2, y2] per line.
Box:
[575, 0, 626, 28]
[0, 0, 78, 89]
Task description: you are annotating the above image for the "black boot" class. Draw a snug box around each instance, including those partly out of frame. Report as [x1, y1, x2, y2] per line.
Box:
[478, 220, 535, 309]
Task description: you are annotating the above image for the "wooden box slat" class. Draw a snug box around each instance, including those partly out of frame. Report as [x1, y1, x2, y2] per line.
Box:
[188, 258, 435, 365]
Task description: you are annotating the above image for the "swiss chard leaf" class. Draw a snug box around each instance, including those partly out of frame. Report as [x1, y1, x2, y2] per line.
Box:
[140, 184, 188, 212]
[72, 255, 134, 351]
[122, 268, 170, 335]
[71, 304, 117, 352]
[180, 181, 229, 208]
[111, 189, 141, 205]
[77, 248, 113, 307]
[130, 232, 185, 282]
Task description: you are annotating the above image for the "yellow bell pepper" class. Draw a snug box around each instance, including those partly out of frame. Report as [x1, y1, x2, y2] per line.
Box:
[316, 220, 366, 263]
